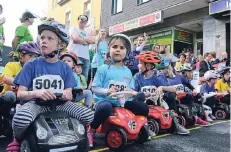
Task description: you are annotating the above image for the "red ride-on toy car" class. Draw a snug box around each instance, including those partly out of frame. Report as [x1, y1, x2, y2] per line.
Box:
[144, 93, 182, 135]
[213, 93, 230, 120]
[96, 91, 149, 151]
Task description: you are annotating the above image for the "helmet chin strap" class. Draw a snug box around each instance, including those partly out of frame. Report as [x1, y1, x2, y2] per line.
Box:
[43, 49, 59, 58]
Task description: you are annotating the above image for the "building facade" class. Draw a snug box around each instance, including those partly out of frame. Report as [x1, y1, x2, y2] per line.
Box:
[47, 0, 102, 33]
[101, 0, 230, 57]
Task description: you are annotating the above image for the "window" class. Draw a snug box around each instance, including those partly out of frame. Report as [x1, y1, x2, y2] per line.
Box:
[112, 0, 122, 14]
[84, 1, 91, 19]
[137, 0, 151, 5]
[65, 11, 71, 33]
[57, 0, 70, 6]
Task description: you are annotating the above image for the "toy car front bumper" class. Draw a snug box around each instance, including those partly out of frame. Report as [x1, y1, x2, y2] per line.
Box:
[38, 138, 88, 152]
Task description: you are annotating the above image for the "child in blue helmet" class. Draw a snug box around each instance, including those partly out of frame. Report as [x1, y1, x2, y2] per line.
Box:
[88, 34, 150, 147]
[6, 20, 94, 152]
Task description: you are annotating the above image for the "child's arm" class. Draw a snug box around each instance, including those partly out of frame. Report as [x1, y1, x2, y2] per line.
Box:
[2, 75, 16, 86]
[92, 86, 118, 96]
[17, 86, 56, 101]
[63, 88, 73, 101]
[157, 86, 176, 94]
[81, 75, 87, 89]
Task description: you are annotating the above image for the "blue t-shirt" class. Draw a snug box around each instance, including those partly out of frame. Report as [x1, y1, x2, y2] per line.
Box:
[92, 64, 134, 106]
[91, 40, 108, 68]
[14, 57, 77, 100]
[200, 83, 215, 94]
[134, 72, 167, 92]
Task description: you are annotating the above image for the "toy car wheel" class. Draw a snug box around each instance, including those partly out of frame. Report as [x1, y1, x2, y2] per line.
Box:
[148, 118, 159, 135]
[176, 115, 186, 127]
[77, 138, 89, 152]
[215, 109, 226, 120]
[136, 125, 149, 144]
[20, 132, 39, 152]
[106, 127, 127, 151]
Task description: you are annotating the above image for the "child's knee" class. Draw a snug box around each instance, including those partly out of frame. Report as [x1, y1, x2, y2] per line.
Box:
[95, 102, 113, 116]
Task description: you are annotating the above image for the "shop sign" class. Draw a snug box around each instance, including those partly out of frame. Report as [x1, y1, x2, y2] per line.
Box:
[149, 30, 173, 53]
[174, 30, 193, 44]
[109, 10, 163, 35]
[209, 0, 231, 15]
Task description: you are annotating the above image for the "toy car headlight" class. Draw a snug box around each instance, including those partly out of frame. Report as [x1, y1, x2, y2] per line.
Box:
[36, 127, 48, 140]
[77, 124, 85, 135]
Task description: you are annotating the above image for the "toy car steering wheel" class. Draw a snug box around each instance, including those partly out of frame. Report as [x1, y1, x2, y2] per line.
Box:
[109, 91, 135, 98]
[109, 91, 135, 107]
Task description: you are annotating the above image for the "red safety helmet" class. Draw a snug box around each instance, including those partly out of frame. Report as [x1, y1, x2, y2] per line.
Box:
[136, 51, 161, 64]
[60, 52, 78, 65]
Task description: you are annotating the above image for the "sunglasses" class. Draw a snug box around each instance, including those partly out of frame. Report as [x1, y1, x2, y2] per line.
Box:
[79, 16, 88, 22]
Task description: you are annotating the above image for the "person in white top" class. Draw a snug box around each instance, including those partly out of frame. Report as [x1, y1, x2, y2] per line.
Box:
[69, 15, 95, 79]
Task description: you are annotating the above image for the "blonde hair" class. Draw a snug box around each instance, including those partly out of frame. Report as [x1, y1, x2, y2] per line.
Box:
[58, 38, 67, 54]
[163, 65, 174, 77]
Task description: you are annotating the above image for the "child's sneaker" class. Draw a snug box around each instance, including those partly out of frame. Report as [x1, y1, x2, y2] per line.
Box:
[209, 114, 216, 120]
[207, 116, 213, 123]
[196, 117, 210, 126]
[87, 129, 95, 148]
[176, 125, 190, 135]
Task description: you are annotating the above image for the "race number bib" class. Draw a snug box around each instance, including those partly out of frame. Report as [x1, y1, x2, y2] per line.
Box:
[141, 86, 157, 94]
[174, 84, 184, 93]
[108, 80, 127, 92]
[33, 75, 64, 94]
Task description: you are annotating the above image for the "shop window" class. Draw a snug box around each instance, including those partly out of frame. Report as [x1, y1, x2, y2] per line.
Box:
[84, 1, 91, 19]
[137, 0, 151, 5]
[112, 0, 123, 14]
[65, 11, 71, 33]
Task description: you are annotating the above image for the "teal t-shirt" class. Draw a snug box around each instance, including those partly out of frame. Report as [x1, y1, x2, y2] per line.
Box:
[73, 72, 81, 89]
[91, 40, 108, 68]
[92, 64, 134, 106]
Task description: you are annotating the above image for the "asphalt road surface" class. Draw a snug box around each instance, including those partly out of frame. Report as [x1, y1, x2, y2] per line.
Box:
[0, 120, 230, 152]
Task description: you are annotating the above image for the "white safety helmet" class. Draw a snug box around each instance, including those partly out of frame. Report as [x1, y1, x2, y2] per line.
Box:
[182, 63, 193, 71]
[204, 70, 220, 81]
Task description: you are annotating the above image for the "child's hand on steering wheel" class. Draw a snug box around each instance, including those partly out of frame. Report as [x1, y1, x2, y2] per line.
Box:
[34, 89, 56, 101]
[107, 86, 119, 96]
[156, 86, 163, 95]
[62, 89, 73, 101]
[124, 88, 138, 96]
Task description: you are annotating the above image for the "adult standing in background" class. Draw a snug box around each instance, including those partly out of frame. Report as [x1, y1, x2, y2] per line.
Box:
[91, 28, 108, 79]
[69, 15, 95, 79]
[8, 12, 36, 61]
[127, 33, 148, 75]
[199, 52, 214, 77]
[0, 4, 6, 62]
[220, 52, 230, 67]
